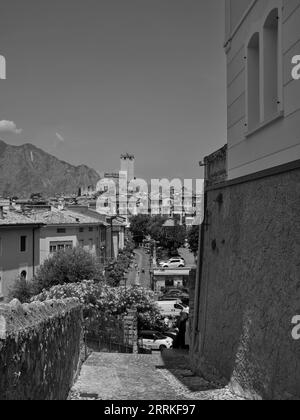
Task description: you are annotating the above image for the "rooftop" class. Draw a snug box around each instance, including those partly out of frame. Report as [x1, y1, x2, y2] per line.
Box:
[0, 209, 44, 227]
[29, 209, 107, 226]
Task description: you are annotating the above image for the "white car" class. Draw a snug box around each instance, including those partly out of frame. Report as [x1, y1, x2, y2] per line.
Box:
[138, 331, 173, 351]
[160, 258, 185, 268]
[156, 300, 188, 317]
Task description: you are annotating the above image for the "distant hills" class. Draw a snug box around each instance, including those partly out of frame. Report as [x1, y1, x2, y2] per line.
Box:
[0, 139, 100, 198]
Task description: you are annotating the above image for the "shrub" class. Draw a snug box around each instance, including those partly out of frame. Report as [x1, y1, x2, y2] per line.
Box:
[32, 280, 102, 317]
[187, 225, 200, 256]
[33, 247, 104, 295]
[32, 281, 162, 330]
[105, 240, 135, 287]
[9, 247, 105, 302]
[8, 278, 36, 304]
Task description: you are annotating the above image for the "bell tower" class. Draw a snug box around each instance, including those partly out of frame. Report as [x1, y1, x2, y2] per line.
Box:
[120, 153, 135, 182]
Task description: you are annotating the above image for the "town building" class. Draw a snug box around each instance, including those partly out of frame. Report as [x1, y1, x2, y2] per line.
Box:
[30, 209, 108, 265]
[120, 153, 135, 182]
[67, 205, 126, 260]
[225, 0, 300, 179]
[151, 267, 192, 293]
[190, 0, 300, 400]
[0, 207, 43, 301]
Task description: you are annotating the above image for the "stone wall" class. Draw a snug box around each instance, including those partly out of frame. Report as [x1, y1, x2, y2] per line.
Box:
[0, 298, 83, 400]
[191, 168, 300, 400]
[204, 145, 227, 186]
[124, 309, 138, 354]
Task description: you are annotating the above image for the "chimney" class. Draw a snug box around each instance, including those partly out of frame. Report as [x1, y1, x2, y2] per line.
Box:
[0, 206, 4, 220]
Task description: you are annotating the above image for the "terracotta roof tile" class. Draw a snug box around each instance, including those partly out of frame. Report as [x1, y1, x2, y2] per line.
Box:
[29, 209, 105, 226]
[0, 210, 43, 226]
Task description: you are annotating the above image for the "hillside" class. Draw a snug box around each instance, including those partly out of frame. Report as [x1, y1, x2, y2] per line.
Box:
[0, 140, 100, 197]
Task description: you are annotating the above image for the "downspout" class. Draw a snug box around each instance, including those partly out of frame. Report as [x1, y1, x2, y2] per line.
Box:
[111, 219, 113, 259]
[191, 190, 208, 356]
[32, 227, 35, 277]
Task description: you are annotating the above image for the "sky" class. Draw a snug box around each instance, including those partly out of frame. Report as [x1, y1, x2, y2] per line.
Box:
[0, 0, 226, 181]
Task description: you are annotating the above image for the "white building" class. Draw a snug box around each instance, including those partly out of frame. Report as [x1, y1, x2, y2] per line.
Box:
[225, 0, 300, 179]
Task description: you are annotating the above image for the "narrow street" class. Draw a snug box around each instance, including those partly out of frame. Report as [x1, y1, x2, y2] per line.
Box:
[126, 248, 151, 289]
[71, 350, 244, 400]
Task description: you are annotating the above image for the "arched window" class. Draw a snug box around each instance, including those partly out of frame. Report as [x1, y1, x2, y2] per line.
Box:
[247, 32, 260, 129]
[263, 9, 279, 119]
[20, 270, 27, 282]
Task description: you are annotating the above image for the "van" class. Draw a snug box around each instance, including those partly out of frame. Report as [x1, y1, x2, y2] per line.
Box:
[156, 300, 188, 317]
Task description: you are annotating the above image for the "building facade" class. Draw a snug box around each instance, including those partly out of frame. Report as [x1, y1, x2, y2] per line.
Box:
[225, 0, 300, 179]
[0, 208, 42, 301]
[190, 0, 300, 400]
[31, 209, 108, 264]
[120, 153, 135, 182]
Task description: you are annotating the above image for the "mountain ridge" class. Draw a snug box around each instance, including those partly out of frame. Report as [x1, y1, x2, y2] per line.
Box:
[0, 139, 100, 198]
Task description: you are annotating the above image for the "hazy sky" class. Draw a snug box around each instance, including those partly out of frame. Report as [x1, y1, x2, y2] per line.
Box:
[0, 0, 226, 181]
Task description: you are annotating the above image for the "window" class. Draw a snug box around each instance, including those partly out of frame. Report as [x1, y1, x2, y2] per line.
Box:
[247, 32, 260, 130]
[100, 228, 106, 242]
[89, 227, 93, 232]
[20, 270, 27, 281]
[49, 241, 73, 253]
[50, 244, 57, 253]
[79, 227, 84, 233]
[20, 236, 27, 252]
[57, 228, 66, 234]
[263, 9, 279, 119]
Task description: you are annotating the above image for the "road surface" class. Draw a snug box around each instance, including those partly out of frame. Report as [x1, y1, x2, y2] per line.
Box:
[71, 350, 244, 400]
[126, 248, 151, 289]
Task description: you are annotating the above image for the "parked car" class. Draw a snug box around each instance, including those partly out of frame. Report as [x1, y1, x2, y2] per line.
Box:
[161, 292, 190, 304]
[156, 300, 189, 317]
[161, 287, 189, 295]
[165, 287, 189, 294]
[164, 290, 189, 299]
[159, 257, 185, 268]
[138, 331, 173, 351]
[161, 328, 179, 341]
[158, 295, 184, 302]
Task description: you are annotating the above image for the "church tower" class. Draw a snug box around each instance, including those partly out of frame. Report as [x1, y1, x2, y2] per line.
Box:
[120, 153, 135, 182]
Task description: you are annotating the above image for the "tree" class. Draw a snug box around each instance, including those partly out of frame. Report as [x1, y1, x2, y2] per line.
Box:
[187, 225, 200, 256]
[33, 247, 104, 295]
[159, 225, 186, 255]
[147, 215, 168, 242]
[129, 214, 151, 245]
[105, 239, 135, 287]
[148, 216, 186, 255]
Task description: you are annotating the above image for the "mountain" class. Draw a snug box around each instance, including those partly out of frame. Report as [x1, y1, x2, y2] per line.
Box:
[0, 140, 100, 198]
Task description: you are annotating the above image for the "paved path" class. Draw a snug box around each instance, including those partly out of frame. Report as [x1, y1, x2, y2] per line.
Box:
[126, 248, 151, 289]
[71, 350, 244, 400]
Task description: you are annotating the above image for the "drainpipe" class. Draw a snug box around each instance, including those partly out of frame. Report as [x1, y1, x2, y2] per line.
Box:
[32, 227, 35, 277]
[111, 219, 113, 259]
[191, 190, 208, 356]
